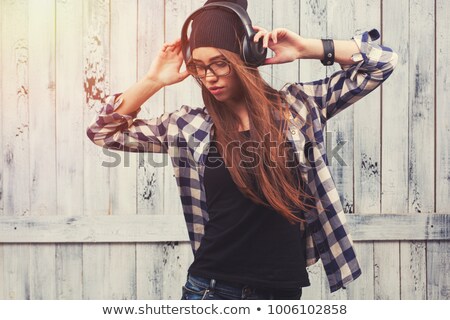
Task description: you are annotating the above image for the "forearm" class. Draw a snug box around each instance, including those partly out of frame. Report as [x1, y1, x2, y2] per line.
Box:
[114, 76, 165, 115]
[298, 38, 360, 65]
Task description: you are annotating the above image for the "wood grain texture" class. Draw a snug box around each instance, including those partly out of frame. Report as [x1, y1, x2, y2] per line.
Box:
[81, 0, 116, 300]
[0, 0, 3, 218]
[402, 0, 435, 300]
[0, 0, 5, 301]
[430, 0, 450, 300]
[55, 0, 84, 299]
[1, 214, 448, 242]
[381, 0, 409, 301]
[28, 0, 57, 300]
[1, 0, 32, 300]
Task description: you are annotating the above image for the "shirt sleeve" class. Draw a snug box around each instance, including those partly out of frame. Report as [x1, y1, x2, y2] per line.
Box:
[86, 93, 173, 154]
[286, 29, 398, 123]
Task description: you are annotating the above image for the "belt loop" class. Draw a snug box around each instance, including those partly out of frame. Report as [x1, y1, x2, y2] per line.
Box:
[201, 278, 216, 300]
[241, 285, 253, 299]
[209, 279, 216, 292]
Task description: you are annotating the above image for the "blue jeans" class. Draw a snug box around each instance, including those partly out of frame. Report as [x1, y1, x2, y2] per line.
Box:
[181, 273, 303, 300]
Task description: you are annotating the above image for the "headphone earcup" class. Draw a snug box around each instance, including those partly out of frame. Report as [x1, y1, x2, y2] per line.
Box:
[242, 35, 267, 67]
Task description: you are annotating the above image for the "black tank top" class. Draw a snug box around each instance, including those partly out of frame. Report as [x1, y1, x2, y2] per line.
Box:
[188, 130, 310, 290]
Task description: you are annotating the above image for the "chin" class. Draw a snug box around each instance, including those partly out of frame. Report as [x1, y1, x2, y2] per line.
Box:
[213, 95, 227, 102]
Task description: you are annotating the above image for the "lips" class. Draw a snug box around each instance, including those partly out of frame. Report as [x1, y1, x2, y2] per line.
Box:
[209, 86, 224, 95]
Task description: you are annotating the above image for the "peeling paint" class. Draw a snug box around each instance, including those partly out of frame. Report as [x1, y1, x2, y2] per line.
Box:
[342, 195, 354, 214]
[15, 124, 28, 137]
[5, 149, 14, 165]
[361, 153, 379, 178]
[83, 17, 109, 111]
[143, 172, 157, 200]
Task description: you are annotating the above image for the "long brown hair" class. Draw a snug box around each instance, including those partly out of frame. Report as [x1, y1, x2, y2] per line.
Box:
[188, 48, 317, 224]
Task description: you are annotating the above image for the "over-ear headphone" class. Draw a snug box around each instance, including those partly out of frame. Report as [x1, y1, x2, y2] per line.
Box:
[181, 1, 267, 67]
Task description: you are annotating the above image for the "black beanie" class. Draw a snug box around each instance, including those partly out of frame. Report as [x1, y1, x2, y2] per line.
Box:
[190, 0, 248, 55]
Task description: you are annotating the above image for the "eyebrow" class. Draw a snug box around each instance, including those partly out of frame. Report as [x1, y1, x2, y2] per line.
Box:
[192, 55, 225, 63]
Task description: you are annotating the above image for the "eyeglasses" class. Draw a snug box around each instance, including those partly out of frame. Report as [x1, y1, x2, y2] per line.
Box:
[187, 60, 231, 79]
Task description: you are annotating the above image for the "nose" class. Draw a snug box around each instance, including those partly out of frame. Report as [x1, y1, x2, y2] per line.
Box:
[205, 68, 218, 79]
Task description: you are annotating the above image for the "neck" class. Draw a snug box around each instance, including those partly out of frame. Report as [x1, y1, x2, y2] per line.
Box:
[224, 99, 249, 131]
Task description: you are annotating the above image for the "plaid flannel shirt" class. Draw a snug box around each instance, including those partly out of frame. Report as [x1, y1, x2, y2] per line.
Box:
[86, 29, 398, 292]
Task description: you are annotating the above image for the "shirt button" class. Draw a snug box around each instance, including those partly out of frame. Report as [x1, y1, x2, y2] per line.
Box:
[290, 128, 296, 135]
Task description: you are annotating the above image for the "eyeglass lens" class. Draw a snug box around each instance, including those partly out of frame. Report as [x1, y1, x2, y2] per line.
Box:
[189, 61, 230, 78]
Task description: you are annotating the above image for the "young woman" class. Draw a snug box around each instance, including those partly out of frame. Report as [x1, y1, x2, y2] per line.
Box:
[86, 0, 397, 300]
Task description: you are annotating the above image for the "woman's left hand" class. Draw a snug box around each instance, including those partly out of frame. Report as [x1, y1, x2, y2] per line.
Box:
[253, 26, 307, 65]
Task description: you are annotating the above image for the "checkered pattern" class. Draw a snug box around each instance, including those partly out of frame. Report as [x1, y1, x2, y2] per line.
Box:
[86, 29, 397, 293]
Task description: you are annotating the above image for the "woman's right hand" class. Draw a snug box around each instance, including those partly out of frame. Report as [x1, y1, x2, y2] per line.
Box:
[146, 38, 190, 87]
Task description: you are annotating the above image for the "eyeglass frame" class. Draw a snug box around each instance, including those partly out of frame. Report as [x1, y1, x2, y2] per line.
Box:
[187, 59, 232, 79]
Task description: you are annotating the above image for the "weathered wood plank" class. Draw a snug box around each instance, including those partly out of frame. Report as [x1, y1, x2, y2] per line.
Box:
[55, 244, 83, 299]
[0, 245, 4, 299]
[55, 0, 84, 299]
[28, 0, 58, 300]
[137, 243, 165, 299]
[82, 0, 114, 300]
[427, 240, 450, 299]
[402, 0, 435, 300]
[0, 0, 5, 300]
[1, 0, 32, 300]
[1, 213, 448, 242]
[2, 245, 31, 299]
[0, 0, 3, 218]
[430, 0, 450, 301]
[381, 0, 409, 301]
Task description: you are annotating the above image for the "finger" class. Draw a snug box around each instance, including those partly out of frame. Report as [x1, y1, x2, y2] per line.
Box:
[252, 25, 262, 31]
[179, 70, 190, 80]
[264, 56, 276, 65]
[174, 43, 182, 55]
[273, 30, 278, 44]
[162, 43, 170, 51]
[263, 32, 272, 48]
[254, 30, 267, 43]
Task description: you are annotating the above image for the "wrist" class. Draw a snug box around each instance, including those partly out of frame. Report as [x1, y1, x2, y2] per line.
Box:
[298, 38, 325, 60]
[144, 74, 165, 89]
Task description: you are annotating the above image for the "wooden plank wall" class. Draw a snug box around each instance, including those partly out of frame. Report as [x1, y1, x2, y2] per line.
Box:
[0, 0, 449, 300]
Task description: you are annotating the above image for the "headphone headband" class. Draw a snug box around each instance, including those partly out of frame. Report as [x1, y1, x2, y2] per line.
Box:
[181, 1, 267, 67]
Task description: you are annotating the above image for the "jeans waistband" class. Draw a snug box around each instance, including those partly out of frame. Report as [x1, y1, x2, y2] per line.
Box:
[187, 273, 302, 299]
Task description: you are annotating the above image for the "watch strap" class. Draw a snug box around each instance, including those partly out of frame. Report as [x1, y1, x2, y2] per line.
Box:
[320, 39, 335, 66]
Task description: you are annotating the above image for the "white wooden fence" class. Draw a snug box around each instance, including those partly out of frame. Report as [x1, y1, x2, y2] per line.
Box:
[0, 0, 449, 300]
